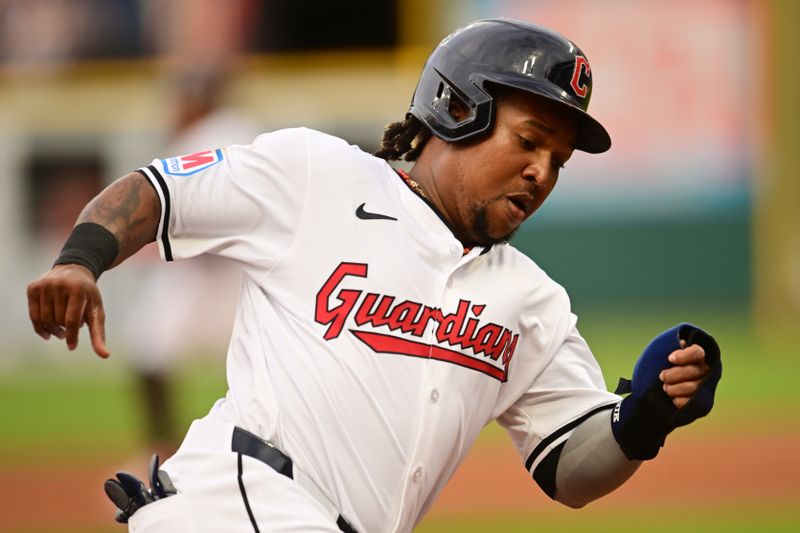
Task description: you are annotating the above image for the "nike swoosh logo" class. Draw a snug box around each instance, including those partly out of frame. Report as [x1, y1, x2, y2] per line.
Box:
[356, 203, 398, 221]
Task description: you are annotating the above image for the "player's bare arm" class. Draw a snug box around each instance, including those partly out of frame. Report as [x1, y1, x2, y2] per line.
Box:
[26, 172, 160, 357]
[79, 172, 160, 265]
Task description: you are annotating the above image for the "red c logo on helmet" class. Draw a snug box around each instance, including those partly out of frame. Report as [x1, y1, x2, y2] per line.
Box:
[570, 56, 591, 98]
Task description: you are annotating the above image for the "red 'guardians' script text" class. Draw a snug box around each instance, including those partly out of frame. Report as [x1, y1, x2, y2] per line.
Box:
[315, 262, 518, 381]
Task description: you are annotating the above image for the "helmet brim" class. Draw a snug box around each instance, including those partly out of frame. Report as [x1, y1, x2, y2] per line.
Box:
[574, 110, 612, 154]
[478, 75, 611, 154]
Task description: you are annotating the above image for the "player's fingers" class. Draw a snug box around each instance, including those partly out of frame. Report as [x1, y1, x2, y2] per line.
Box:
[85, 296, 110, 358]
[51, 325, 66, 340]
[663, 380, 701, 398]
[38, 288, 57, 340]
[659, 363, 708, 384]
[672, 396, 691, 409]
[64, 292, 88, 351]
[51, 286, 68, 340]
[53, 284, 68, 327]
[27, 283, 50, 340]
[667, 344, 706, 366]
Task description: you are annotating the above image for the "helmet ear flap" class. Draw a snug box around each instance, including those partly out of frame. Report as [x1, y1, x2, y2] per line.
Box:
[431, 82, 453, 115]
[432, 83, 472, 125]
[410, 63, 494, 142]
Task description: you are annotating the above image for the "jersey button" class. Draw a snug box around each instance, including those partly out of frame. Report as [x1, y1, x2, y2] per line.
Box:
[412, 467, 423, 482]
[430, 389, 439, 403]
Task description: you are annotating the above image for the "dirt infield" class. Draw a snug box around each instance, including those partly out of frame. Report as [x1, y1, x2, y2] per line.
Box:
[433, 426, 800, 514]
[1, 426, 797, 532]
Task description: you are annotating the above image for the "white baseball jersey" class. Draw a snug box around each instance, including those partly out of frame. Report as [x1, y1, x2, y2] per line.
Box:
[138, 128, 620, 532]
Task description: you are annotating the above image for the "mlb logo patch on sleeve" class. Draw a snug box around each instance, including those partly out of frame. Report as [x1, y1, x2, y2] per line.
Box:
[161, 149, 224, 176]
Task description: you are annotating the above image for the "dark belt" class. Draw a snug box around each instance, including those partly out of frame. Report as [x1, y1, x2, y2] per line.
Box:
[231, 427, 357, 533]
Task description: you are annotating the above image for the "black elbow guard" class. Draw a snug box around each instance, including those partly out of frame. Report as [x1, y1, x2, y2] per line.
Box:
[610, 323, 722, 460]
[532, 442, 565, 499]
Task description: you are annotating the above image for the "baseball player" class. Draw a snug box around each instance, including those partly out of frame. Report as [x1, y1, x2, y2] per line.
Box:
[26, 19, 721, 533]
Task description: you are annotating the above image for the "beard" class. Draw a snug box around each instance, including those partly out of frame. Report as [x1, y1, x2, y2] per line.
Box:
[470, 204, 519, 247]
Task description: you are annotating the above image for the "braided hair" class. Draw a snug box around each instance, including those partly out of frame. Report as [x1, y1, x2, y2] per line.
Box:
[373, 115, 432, 162]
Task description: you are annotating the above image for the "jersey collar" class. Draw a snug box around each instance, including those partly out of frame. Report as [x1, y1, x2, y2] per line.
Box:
[394, 168, 492, 257]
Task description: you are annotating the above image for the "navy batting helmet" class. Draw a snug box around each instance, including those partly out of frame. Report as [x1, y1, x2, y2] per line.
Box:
[409, 18, 611, 153]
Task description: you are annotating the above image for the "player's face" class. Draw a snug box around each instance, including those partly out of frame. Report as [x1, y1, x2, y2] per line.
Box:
[435, 90, 578, 247]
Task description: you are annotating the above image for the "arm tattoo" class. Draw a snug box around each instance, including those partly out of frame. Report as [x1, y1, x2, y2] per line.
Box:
[77, 173, 160, 265]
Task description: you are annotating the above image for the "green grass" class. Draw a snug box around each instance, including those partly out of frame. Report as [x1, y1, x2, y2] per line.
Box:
[416, 502, 800, 533]
[13, 502, 799, 533]
[0, 357, 227, 461]
[10, 504, 800, 533]
[7, 505, 797, 533]
[578, 305, 800, 427]
[468, 305, 800, 446]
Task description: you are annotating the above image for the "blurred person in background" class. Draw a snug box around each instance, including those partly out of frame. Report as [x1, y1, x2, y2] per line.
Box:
[122, 66, 258, 457]
[125, 0, 260, 459]
[2, 0, 261, 458]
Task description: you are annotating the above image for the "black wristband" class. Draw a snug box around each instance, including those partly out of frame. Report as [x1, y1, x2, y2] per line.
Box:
[611, 389, 676, 460]
[53, 222, 119, 280]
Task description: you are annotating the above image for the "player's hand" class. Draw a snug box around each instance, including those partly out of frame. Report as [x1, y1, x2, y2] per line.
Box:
[26, 264, 110, 358]
[659, 340, 710, 409]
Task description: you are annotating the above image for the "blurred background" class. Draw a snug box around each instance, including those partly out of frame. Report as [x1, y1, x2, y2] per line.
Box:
[1, 0, 798, 532]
